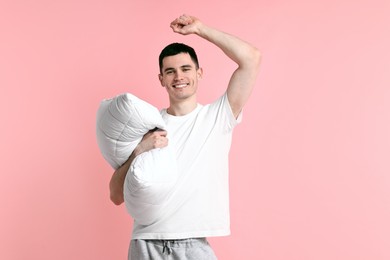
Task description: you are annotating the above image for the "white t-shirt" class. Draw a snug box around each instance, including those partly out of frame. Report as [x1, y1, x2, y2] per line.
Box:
[131, 93, 242, 240]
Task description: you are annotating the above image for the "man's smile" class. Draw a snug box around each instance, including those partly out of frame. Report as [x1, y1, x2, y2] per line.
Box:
[173, 83, 189, 89]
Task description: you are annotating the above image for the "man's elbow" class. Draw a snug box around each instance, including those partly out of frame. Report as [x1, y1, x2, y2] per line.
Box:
[110, 196, 124, 206]
[242, 47, 261, 71]
[252, 48, 262, 69]
[110, 192, 124, 206]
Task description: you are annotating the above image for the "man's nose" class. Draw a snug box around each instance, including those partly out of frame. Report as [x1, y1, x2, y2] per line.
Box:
[174, 71, 183, 80]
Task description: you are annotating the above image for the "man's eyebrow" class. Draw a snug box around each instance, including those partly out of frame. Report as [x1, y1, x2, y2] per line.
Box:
[164, 67, 175, 73]
[163, 64, 193, 73]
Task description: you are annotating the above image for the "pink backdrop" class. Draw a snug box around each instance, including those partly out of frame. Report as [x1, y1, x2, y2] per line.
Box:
[1, 0, 389, 259]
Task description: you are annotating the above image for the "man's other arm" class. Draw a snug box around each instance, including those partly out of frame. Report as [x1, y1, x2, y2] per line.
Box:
[109, 130, 168, 205]
[170, 14, 261, 118]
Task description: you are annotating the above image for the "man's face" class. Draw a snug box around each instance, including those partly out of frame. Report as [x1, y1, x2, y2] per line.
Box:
[159, 52, 203, 103]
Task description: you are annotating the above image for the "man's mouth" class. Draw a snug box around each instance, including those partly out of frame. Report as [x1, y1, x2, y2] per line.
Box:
[173, 83, 189, 89]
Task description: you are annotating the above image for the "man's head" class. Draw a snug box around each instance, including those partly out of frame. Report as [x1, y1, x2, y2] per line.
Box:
[158, 43, 203, 106]
[159, 43, 199, 74]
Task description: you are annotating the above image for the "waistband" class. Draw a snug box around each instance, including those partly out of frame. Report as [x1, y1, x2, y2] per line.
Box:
[139, 238, 208, 255]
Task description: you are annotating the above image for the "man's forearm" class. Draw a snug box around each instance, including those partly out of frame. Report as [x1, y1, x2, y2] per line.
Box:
[196, 24, 261, 69]
[109, 152, 137, 205]
[109, 129, 169, 205]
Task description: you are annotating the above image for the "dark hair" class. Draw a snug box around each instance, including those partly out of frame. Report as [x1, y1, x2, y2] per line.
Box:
[159, 43, 199, 73]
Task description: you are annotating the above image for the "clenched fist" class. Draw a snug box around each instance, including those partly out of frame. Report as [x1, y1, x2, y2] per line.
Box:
[170, 14, 203, 35]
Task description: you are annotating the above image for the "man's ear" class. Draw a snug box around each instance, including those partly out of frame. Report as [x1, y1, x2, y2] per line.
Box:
[158, 74, 165, 87]
[197, 67, 203, 79]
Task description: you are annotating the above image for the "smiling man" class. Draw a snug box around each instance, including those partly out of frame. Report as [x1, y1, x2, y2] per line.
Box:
[109, 14, 261, 259]
[159, 49, 202, 115]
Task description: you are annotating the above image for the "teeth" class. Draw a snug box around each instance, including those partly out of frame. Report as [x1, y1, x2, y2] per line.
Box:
[174, 84, 187, 88]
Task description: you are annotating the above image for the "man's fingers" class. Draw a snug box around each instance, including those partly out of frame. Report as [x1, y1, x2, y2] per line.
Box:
[170, 14, 194, 32]
[159, 137, 169, 147]
[171, 14, 190, 25]
[170, 19, 184, 28]
[178, 14, 192, 23]
[148, 130, 168, 148]
[154, 130, 167, 137]
[154, 136, 168, 148]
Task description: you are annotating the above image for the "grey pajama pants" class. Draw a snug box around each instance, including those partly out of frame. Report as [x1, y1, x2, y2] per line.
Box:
[129, 238, 218, 260]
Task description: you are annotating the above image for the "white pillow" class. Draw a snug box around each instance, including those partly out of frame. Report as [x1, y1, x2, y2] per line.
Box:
[96, 93, 178, 225]
[96, 93, 166, 169]
[124, 145, 178, 225]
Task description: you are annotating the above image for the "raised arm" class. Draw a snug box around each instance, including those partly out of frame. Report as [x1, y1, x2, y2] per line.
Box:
[170, 14, 261, 118]
[109, 130, 168, 205]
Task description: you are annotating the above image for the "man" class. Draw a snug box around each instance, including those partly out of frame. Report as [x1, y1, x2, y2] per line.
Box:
[109, 14, 261, 259]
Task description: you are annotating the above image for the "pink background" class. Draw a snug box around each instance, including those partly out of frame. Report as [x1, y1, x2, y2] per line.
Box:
[1, 0, 389, 259]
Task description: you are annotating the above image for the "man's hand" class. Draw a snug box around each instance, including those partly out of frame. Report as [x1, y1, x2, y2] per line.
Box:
[109, 129, 169, 205]
[134, 129, 168, 155]
[170, 14, 202, 35]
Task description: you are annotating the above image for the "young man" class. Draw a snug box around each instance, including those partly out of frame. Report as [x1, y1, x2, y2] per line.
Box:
[109, 14, 261, 259]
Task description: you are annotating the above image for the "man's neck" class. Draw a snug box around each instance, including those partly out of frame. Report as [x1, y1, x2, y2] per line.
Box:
[167, 101, 198, 116]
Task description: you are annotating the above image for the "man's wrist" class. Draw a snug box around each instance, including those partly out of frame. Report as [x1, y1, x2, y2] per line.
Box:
[133, 146, 144, 158]
[196, 23, 209, 38]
